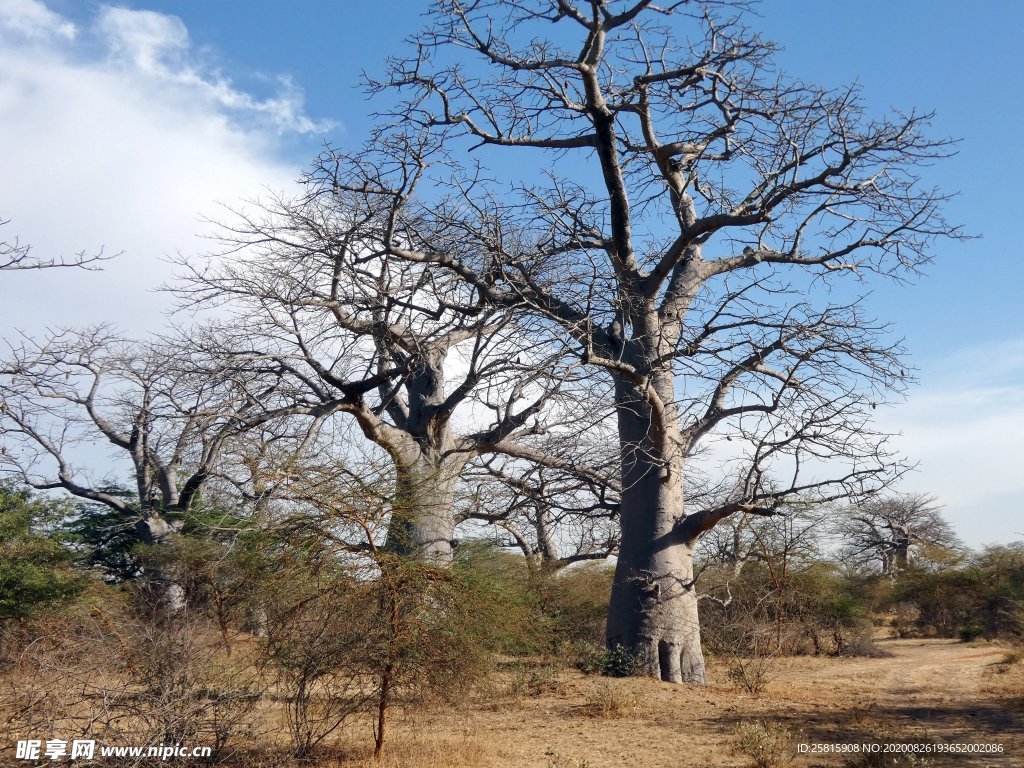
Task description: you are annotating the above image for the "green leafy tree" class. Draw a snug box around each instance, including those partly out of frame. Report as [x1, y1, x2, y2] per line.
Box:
[62, 493, 143, 583]
[0, 484, 82, 621]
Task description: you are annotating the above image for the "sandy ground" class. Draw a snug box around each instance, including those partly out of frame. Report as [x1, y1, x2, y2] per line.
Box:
[354, 639, 1024, 768]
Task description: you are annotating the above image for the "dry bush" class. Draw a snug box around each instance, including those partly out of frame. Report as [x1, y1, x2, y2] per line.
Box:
[841, 745, 935, 768]
[887, 601, 922, 639]
[723, 626, 778, 695]
[120, 609, 262, 753]
[543, 746, 592, 768]
[259, 570, 375, 759]
[0, 599, 263, 766]
[261, 547, 504, 758]
[579, 681, 638, 719]
[982, 650, 1024, 708]
[842, 756, 934, 768]
[503, 662, 564, 698]
[732, 721, 797, 768]
[846, 698, 881, 728]
[330, 729, 495, 768]
[985, 647, 1024, 678]
[727, 655, 776, 696]
[700, 559, 878, 659]
[842, 632, 892, 659]
[833, 723, 939, 768]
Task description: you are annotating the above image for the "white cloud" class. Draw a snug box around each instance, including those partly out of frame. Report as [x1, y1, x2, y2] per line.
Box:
[93, 6, 331, 135]
[878, 339, 1024, 547]
[0, 0, 75, 40]
[96, 6, 188, 71]
[0, 2, 331, 335]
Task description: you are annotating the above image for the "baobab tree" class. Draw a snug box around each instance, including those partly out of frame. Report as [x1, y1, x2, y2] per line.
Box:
[324, 0, 961, 682]
[0, 326, 294, 601]
[176, 180, 595, 564]
[838, 493, 960, 575]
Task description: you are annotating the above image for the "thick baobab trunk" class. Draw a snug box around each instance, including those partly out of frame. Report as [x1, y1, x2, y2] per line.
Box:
[893, 530, 912, 571]
[135, 512, 186, 612]
[605, 379, 707, 684]
[134, 512, 180, 546]
[377, 349, 470, 565]
[387, 454, 465, 564]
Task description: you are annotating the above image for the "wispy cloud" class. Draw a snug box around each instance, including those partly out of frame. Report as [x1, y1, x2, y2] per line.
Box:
[0, 1, 330, 334]
[93, 6, 332, 135]
[0, 0, 74, 41]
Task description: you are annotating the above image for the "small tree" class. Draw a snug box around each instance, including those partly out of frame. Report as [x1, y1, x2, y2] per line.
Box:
[223, 457, 511, 759]
[258, 550, 375, 759]
[0, 484, 81, 625]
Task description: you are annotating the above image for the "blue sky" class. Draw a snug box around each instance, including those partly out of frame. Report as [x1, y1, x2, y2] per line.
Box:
[1, 0, 1021, 546]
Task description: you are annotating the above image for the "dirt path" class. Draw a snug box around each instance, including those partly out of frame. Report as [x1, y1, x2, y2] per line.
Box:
[773, 638, 1013, 709]
[766, 640, 1023, 766]
[372, 639, 1024, 768]
[794, 638, 1007, 694]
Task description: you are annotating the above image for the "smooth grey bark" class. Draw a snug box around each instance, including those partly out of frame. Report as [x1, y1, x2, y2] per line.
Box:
[135, 513, 186, 611]
[386, 452, 467, 563]
[357, 347, 471, 565]
[605, 374, 706, 683]
[887, 531, 912, 575]
[383, 351, 466, 563]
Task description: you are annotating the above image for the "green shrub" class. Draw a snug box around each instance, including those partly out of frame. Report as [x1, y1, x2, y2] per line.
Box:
[958, 623, 985, 642]
[0, 484, 83, 623]
[599, 643, 642, 677]
[450, 542, 613, 657]
[880, 545, 1024, 641]
[733, 721, 796, 768]
[571, 640, 608, 674]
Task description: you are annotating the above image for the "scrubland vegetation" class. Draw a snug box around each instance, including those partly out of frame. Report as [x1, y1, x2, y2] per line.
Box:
[2, 1, 1019, 764]
[2, 483, 1022, 766]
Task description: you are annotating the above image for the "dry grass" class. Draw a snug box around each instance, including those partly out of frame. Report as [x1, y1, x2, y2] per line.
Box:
[995, 648, 1023, 670]
[331, 730, 495, 768]
[4, 639, 1024, 767]
[578, 681, 639, 718]
[732, 720, 797, 768]
[502, 662, 566, 699]
[727, 653, 778, 695]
